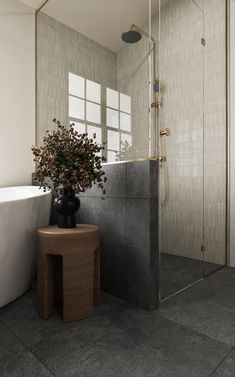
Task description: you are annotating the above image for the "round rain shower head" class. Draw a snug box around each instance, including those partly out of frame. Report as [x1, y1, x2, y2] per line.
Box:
[121, 30, 142, 44]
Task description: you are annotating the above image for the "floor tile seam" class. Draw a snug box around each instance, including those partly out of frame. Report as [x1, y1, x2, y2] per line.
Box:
[207, 346, 235, 377]
[28, 347, 58, 377]
[0, 319, 57, 377]
[157, 312, 233, 348]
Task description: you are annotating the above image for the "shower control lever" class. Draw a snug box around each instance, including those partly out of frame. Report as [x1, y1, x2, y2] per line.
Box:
[160, 128, 170, 137]
[158, 156, 166, 162]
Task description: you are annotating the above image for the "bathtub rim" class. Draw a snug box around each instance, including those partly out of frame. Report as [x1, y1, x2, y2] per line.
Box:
[0, 185, 51, 204]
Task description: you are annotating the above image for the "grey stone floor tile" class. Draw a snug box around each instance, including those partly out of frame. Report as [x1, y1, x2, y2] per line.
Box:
[29, 304, 230, 377]
[0, 288, 125, 347]
[159, 271, 235, 346]
[0, 349, 54, 377]
[199, 268, 235, 311]
[0, 289, 71, 346]
[0, 321, 24, 361]
[94, 292, 126, 315]
[211, 348, 235, 376]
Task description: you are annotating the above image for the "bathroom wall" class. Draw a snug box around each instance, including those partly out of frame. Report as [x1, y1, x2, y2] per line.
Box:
[159, 0, 227, 265]
[37, 12, 117, 145]
[0, 0, 35, 187]
[229, 0, 235, 267]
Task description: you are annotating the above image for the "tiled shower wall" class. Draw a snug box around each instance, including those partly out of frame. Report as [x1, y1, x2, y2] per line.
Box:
[37, 12, 117, 145]
[37, 0, 226, 265]
[158, 0, 226, 264]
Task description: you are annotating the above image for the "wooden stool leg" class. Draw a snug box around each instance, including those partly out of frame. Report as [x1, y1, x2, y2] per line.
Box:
[37, 253, 54, 319]
[94, 248, 101, 305]
[62, 254, 94, 322]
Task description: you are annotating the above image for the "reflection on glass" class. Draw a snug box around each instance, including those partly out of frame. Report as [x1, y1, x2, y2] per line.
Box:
[120, 112, 131, 131]
[121, 133, 132, 145]
[69, 73, 85, 98]
[87, 124, 102, 144]
[107, 150, 117, 162]
[69, 95, 85, 120]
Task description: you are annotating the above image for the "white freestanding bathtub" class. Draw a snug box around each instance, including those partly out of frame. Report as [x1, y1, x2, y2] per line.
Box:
[0, 186, 51, 308]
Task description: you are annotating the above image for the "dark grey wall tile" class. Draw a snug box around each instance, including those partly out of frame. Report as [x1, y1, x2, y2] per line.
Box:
[77, 197, 127, 299]
[150, 160, 159, 199]
[80, 162, 126, 198]
[127, 160, 150, 198]
[126, 198, 158, 310]
[127, 160, 158, 198]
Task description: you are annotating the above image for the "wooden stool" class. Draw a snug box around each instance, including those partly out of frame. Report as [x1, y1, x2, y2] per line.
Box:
[37, 224, 100, 322]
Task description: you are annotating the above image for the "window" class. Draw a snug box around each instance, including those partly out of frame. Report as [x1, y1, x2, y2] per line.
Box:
[68, 73, 132, 162]
[106, 88, 132, 162]
[68, 73, 102, 145]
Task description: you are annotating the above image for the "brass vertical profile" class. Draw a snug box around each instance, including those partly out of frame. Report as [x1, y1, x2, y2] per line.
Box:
[35, 0, 50, 147]
[128, 24, 159, 158]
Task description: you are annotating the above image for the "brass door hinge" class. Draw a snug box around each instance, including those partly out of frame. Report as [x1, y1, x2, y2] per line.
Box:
[201, 37, 206, 46]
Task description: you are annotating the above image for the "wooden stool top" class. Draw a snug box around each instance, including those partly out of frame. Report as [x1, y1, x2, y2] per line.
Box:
[38, 224, 99, 237]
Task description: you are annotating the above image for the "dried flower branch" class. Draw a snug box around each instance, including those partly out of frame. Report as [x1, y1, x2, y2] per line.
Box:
[32, 119, 106, 196]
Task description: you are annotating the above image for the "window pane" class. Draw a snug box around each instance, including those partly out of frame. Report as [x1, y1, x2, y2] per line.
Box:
[120, 112, 131, 131]
[107, 150, 117, 162]
[107, 108, 119, 128]
[69, 73, 84, 98]
[107, 88, 119, 109]
[120, 93, 131, 114]
[69, 96, 85, 120]
[108, 130, 119, 150]
[121, 133, 132, 146]
[86, 80, 101, 103]
[72, 122, 86, 134]
[86, 102, 101, 124]
[87, 125, 102, 144]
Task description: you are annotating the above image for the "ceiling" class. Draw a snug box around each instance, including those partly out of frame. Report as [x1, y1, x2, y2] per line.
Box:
[19, 0, 46, 10]
[21, 0, 158, 52]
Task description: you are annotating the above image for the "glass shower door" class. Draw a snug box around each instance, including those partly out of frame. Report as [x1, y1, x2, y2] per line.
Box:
[157, 0, 205, 300]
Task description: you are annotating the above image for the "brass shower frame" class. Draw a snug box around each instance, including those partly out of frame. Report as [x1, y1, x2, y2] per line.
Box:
[129, 24, 159, 158]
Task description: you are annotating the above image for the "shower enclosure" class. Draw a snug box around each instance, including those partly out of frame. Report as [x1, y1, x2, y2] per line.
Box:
[157, 0, 227, 299]
[36, 0, 227, 307]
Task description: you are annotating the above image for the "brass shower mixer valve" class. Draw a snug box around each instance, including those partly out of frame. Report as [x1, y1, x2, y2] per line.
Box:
[151, 101, 161, 108]
[159, 128, 170, 136]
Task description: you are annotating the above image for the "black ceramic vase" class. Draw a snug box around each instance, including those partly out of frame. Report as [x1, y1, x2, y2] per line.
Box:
[54, 188, 80, 228]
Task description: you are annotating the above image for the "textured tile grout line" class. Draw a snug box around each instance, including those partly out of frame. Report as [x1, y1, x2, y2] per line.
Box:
[207, 346, 235, 377]
[0, 318, 57, 377]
